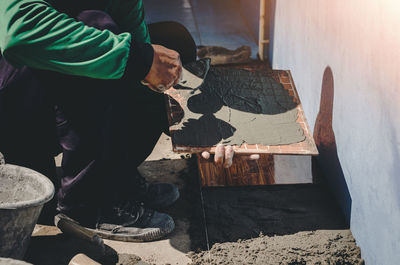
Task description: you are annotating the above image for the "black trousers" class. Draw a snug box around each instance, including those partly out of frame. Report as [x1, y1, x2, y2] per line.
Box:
[0, 10, 196, 211]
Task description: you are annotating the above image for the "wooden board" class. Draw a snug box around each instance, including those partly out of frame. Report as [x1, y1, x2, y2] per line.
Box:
[198, 154, 275, 187]
[165, 63, 318, 156]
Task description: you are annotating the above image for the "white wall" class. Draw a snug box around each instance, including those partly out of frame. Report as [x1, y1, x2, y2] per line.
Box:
[271, 0, 400, 264]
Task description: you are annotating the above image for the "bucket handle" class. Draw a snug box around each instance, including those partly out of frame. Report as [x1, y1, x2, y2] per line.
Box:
[0, 152, 4, 165]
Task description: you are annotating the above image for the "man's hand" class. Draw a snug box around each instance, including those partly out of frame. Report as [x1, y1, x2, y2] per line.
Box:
[201, 144, 260, 168]
[142, 44, 182, 93]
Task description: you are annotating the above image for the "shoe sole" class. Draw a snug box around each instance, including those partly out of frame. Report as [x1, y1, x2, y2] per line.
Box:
[89, 217, 175, 242]
[55, 213, 175, 243]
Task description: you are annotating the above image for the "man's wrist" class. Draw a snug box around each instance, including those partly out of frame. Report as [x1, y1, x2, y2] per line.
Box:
[123, 40, 154, 81]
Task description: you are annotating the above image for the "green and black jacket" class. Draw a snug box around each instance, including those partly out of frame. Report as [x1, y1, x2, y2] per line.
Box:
[0, 0, 154, 80]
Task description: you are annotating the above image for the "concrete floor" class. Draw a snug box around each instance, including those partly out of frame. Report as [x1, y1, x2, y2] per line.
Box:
[144, 0, 259, 58]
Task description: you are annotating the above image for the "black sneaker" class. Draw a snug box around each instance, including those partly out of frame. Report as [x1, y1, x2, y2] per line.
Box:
[134, 171, 180, 209]
[55, 201, 175, 242]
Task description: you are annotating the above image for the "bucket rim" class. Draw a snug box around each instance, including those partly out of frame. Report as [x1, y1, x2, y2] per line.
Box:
[0, 164, 55, 210]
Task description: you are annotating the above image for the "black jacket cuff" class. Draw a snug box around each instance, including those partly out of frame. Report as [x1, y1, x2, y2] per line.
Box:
[123, 41, 154, 81]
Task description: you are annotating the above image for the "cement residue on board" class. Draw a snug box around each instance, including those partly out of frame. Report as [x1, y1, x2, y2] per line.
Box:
[189, 230, 364, 265]
[172, 62, 305, 147]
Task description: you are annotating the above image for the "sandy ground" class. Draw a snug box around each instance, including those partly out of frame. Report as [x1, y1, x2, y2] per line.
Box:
[190, 230, 363, 265]
[192, 184, 363, 265]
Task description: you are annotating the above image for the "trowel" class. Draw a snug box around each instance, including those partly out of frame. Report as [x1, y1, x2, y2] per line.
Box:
[141, 58, 211, 92]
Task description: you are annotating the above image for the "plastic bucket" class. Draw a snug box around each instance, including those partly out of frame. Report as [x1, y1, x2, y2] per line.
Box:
[0, 152, 55, 259]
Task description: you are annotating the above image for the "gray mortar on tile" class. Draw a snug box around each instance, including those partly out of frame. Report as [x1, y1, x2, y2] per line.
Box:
[172, 61, 305, 147]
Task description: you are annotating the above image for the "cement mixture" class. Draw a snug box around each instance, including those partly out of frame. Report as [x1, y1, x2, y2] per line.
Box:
[189, 230, 363, 265]
[173, 62, 305, 147]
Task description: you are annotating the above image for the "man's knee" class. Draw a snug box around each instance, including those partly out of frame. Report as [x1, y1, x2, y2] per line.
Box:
[148, 21, 197, 64]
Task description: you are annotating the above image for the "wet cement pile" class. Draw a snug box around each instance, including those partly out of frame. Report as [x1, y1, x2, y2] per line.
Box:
[173, 61, 305, 147]
[189, 230, 363, 265]
[189, 184, 362, 265]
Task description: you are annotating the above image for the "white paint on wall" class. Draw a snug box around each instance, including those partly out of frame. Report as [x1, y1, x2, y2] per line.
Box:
[271, 0, 400, 264]
[274, 155, 312, 184]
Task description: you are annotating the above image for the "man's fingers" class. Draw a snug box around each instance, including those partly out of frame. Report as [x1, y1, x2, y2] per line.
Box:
[223, 146, 235, 168]
[144, 45, 182, 92]
[172, 64, 183, 87]
[249, 154, 260, 160]
[201, 151, 210, 159]
[214, 144, 225, 165]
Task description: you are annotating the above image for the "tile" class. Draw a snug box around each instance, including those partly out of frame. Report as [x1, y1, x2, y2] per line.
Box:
[166, 64, 318, 156]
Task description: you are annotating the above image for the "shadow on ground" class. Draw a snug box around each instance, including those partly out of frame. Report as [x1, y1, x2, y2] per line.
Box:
[141, 157, 349, 251]
[25, 232, 136, 265]
[139, 157, 208, 252]
[201, 184, 348, 246]
[26, 157, 207, 265]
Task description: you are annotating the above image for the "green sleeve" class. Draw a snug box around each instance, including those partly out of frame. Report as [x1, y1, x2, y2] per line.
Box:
[0, 0, 133, 79]
[106, 0, 151, 44]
